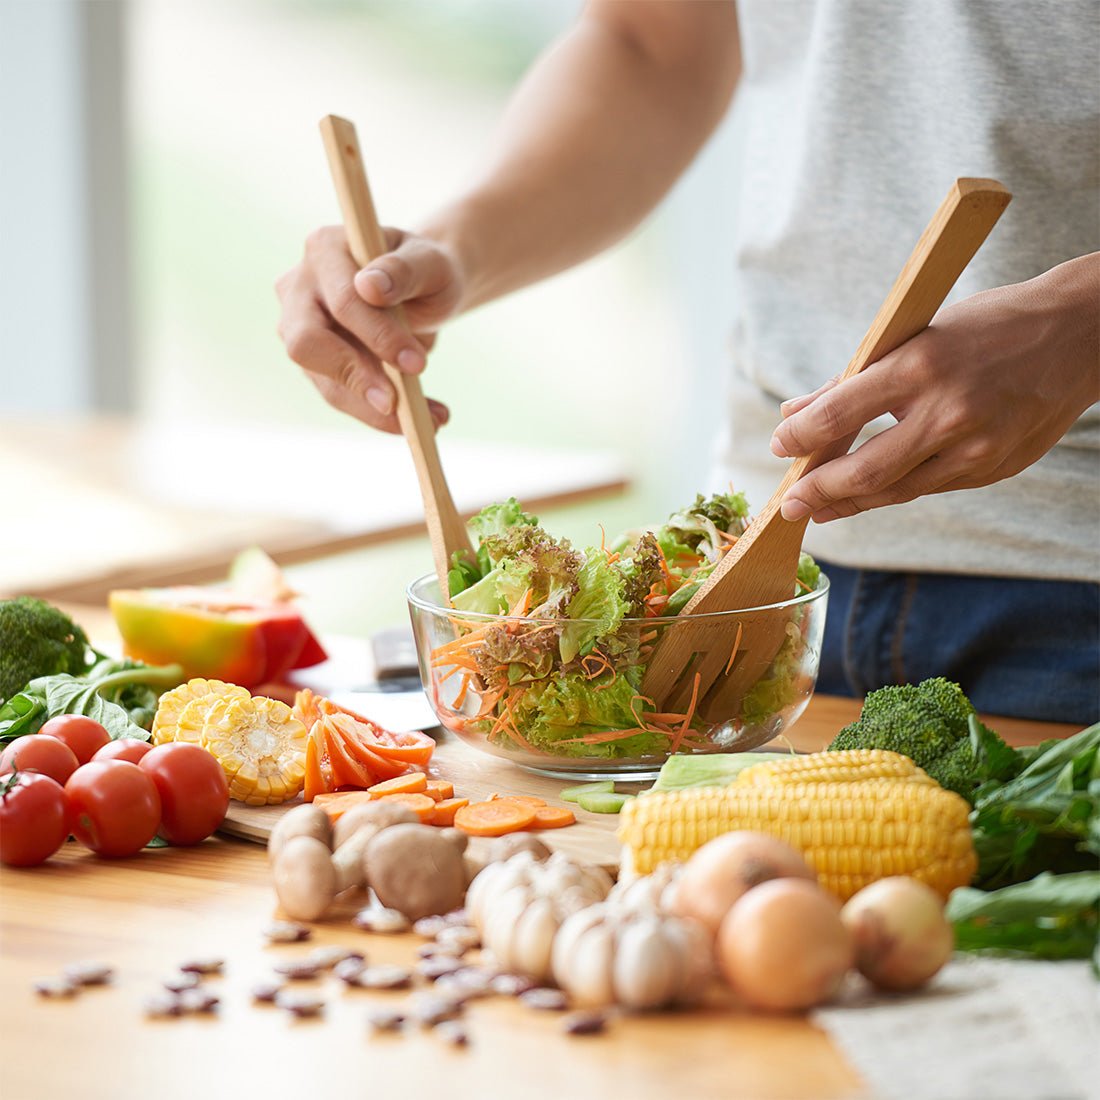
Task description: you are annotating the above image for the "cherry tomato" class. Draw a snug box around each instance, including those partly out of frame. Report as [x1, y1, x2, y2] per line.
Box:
[65, 761, 161, 858]
[0, 735, 80, 785]
[0, 771, 70, 867]
[39, 715, 111, 764]
[139, 743, 229, 845]
[93, 739, 153, 765]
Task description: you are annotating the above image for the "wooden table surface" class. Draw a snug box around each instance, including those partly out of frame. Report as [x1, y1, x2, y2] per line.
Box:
[0, 681, 1075, 1100]
[1, 415, 627, 602]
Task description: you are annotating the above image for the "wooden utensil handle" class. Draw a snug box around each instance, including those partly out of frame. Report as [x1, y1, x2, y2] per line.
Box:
[783, 178, 1011, 488]
[319, 114, 474, 589]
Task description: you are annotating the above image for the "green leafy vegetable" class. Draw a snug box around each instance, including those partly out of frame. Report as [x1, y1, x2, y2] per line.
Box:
[559, 552, 629, 663]
[0, 597, 94, 703]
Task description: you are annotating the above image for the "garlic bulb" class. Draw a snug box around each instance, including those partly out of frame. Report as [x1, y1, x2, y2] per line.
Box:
[466, 851, 612, 982]
[552, 902, 713, 1010]
[606, 862, 682, 915]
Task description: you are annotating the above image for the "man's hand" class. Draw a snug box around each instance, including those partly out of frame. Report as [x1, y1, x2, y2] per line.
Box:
[771, 254, 1100, 523]
[275, 226, 463, 433]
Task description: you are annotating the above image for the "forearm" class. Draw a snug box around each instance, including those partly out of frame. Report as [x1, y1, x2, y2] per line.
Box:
[419, 0, 740, 311]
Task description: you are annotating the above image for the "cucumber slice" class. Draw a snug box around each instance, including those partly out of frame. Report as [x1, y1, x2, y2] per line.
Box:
[561, 780, 614, 803]
[578, 791, 634, 814]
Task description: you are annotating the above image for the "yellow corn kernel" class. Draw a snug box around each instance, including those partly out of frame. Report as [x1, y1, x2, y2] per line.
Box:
[737, 749, 933, 787]
[617, 779, 976, 900]
[151, 678, 249, 745]
[201, 694, 307, 806]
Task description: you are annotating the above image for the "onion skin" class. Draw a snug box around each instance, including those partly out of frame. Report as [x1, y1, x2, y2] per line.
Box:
[669, 831, 815, 938]
[717, 879, 853, 1011]
[841, 877, 954, 992]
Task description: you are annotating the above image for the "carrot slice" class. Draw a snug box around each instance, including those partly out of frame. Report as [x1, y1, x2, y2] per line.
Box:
[488, 793, 546, 807]
[368, 773, 428, 798]
[312, 790, 375, 822]
[424, 779, 454, 802]
[324, 724, 377, 789]
[375, 792, 436, 823]
[530, 805, 576, 830]
[303, 731, 326, 803]
[453, 798, 538, 837]
[431, 797, 469, 826]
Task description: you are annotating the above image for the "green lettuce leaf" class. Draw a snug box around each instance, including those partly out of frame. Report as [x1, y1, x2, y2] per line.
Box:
[560, 552, 630, 663]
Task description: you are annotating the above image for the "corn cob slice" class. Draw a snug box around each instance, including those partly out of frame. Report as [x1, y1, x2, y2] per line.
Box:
[151, 678, 249, 745]
[737, 749, 934, 787]
[201, 694, 307, 805]
[617, 779, 976, 900]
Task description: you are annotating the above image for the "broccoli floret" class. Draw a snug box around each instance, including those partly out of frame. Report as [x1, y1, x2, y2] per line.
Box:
[828, 677, 1011, 801]
[0, 597, 92, 702]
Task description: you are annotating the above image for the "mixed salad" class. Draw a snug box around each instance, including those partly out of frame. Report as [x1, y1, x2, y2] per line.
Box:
[428, 493, 824, 760]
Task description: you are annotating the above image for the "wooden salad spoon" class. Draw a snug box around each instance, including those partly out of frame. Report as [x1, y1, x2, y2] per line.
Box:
[320, 115, 475, 601]
[642, 178, 1012, 727]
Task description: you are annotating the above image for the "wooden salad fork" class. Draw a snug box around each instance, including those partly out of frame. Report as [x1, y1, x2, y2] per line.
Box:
[320, 115, 475, 600]
[642, 178, 1012, 727]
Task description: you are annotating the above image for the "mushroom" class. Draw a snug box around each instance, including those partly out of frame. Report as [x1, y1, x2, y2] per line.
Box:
[365, 824, 468, 922]
[331, 802, 419, 892]
[272, 835, 338, 921]
[268, 803, 331, 863]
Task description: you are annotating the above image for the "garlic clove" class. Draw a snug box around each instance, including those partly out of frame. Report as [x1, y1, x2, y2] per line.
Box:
[511, 897, 559, 982]
[482, 886, 533, 972]
[558, 918, 616, 1008]
[662, 916, 714, 1006]
[612, 915, 679, 1010]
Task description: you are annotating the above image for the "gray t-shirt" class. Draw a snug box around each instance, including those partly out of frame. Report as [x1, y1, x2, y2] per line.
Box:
[714, 0, 1100, 581]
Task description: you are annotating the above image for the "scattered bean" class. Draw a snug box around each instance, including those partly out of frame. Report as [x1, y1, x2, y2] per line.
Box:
[442, 909, 470, 927]
[367, 1008, 406, 1033]
[162, 971, 201, 994]
[563, 1010, 608, 1036]
[143, 993, 184, 1019]
[273, 959, 322, 981]
[417, 956, 465, 981]
[308, 946, 362, 970]
[435, 926, 480, 953]
[353, 907, 411, 935]
[62, 961, 114, 987]
[333, 956, 368, 984]
[33, 978, 78, 999]
[412, 915, 448, 938]
[491, 973, 536, 997]
[251, 979, 285, 1003]
[275, 990, 325, 1018]
[352, 965, 413, 991]
[178, 988, 220, 1014]
[520, 987, 569, 1012]
[264, 921, 312, 944]
[434, 970, 493, 1004]
[409, 993, 463, 1027]
[416, 943, 440, 959]
[433, 1020, 470, 1047]
[179, 957, 225, 976]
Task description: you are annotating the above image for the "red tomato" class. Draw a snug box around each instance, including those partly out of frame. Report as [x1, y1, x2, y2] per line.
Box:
[0, 735, 80, 785]
[139, 744, 228, 846]
[0, 771, 70, 867]
[93, 739, 153, 765]
[39, 715, 111, 764]
[65, 761, 161, 857]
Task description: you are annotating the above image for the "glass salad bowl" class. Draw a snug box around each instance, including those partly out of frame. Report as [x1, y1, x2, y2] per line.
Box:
[407, 572, 829, 779]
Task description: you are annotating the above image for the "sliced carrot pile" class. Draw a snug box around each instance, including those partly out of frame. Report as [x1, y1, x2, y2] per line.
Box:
[313, 790, 375, 822]
[424, 779, 454, 802]
[431, 797, 469, 826]
[529, 805, 576, 830]
[453, 798, 538, 837]
[368, 772, 428, 798]
[375, 792, 437, 823]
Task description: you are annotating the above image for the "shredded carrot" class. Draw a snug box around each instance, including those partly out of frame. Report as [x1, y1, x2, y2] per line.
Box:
[452, 672, 471, 710]
[667, 672, 702, 755]
[431, 797, 469, 826]
[368, 772, 428, 798]
[453, 798, 538, 837]
[723, 622, 745, 676]
[555, 727, 654, 745]
[375, 792, 437, 822]
[530, 806, 576, 830]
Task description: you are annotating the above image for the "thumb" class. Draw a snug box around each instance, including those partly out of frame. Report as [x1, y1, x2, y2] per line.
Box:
[355, 234, 451, 308]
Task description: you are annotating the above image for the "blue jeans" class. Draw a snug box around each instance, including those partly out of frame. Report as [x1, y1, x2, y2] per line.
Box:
[815, 560, 1100, 725]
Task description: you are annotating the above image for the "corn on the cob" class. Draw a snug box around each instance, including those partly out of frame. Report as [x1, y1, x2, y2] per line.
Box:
[617, 779, 976, 899]
[201, 694, 307, 805]
[152, 678, 248, 745]
[737, 749, 934, 787]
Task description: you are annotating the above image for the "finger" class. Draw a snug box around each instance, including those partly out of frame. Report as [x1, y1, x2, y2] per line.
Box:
[355, 234, 454, 310]
[428, 398, 450, 428]
[809, 455, 956, 521]
[303, 369, 402, 434]
[309, 233, 427, 375]
[771, 367, 901, 458]
[779, 376, 839, 418]
[779, 420, 943, 520]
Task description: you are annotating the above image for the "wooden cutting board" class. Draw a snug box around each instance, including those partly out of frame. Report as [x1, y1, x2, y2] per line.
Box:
[219, 731, 648, 870]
